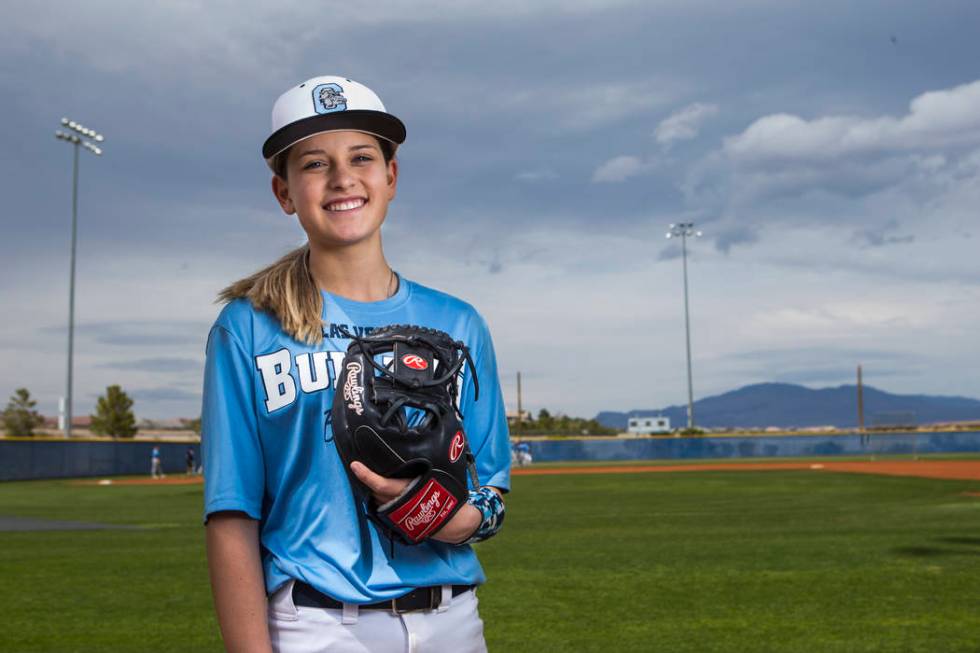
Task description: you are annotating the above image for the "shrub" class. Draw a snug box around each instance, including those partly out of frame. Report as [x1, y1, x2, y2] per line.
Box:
[2, 388, 44, 437]
[90, 385, 138, 438]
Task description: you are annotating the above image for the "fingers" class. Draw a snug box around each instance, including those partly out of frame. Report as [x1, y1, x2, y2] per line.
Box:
[349, 461, 384, 490]
[350, 461, 411, 503]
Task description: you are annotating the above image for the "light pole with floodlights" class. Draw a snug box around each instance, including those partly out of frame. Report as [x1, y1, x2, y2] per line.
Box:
[55, 118, 104, 438]
[666, 222, 702, 430]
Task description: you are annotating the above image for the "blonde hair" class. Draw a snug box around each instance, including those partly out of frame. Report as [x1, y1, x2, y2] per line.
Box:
[218, 244, 324, 344]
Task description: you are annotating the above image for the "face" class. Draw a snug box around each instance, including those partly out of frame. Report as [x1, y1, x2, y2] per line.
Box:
[272, 131, 398, 249]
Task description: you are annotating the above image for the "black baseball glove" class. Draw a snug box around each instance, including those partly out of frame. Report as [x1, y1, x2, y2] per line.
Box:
[332, 324, 480, 545]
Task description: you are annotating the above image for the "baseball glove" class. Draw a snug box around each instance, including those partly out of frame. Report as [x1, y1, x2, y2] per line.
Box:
[332, 324, 480, 545]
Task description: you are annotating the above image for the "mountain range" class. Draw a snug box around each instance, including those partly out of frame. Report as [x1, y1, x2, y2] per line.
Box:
[595, 382, 980, 430]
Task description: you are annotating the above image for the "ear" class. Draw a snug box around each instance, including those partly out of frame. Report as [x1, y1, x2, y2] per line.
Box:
[386, 158, 399, 200]
[271, 174, 295, 214]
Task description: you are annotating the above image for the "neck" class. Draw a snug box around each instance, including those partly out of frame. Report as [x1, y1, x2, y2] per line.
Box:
[308, 237, 396, 302]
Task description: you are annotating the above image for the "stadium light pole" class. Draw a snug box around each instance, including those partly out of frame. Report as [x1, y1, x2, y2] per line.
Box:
[55, 118, 104, 438]
[666, 222, 702, 430]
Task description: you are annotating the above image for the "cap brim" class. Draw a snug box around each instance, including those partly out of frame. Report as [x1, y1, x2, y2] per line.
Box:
[262, 110, 406, 162]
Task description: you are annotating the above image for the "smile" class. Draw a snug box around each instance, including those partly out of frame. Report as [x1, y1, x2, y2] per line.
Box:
[324, 198, 366, 212]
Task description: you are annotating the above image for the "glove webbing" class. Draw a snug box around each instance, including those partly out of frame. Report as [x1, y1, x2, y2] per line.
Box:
[337, 325, 480, 410]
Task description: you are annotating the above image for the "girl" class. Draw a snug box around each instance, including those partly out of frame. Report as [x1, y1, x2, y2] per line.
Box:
[202, 76, 510, 653]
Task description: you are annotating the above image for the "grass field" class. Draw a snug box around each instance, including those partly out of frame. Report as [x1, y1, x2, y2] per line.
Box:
[1, 460, 979, 652]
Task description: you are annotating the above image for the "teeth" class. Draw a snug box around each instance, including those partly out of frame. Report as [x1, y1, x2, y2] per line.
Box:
[327, 199, 365, 211]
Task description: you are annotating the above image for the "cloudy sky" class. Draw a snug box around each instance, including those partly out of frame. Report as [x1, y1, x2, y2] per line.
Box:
[2, 0, 979, 420]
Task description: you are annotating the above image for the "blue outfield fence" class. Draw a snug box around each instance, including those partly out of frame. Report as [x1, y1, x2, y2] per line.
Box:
[2, 431, 980, 481]
[521, 431, 980, 463]
[0, 440, 199, 482]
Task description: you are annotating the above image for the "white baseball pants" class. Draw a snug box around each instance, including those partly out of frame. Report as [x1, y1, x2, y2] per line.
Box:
[267, 580, 488, 653]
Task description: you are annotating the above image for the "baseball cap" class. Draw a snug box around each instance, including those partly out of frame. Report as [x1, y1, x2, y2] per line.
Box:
[262, 76, 406, 169]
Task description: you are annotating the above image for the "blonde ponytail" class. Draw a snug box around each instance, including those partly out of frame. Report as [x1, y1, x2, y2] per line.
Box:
[218, 244, 324, 344]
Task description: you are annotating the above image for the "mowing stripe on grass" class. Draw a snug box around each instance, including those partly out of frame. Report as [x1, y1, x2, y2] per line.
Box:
[0, 515, 142, 531]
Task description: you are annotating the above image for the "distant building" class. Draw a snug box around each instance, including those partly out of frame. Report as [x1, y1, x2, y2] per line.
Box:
[44, 415, 91, 429]
[138, 418, 189, 430]
[628, 416, 670, 434]
[506, 410, 532, 425]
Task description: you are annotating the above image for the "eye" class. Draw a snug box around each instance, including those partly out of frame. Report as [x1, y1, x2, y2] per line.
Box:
[352, 154, 374, 164]
[302, 160, 326, 170]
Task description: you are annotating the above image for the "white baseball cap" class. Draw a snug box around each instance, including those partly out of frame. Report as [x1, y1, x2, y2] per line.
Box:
[262, 75, 406, 169]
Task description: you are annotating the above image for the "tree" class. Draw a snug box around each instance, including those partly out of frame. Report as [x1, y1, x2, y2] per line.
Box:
[512, 407, 617, 436]
[536, 408, 554, 431]
[2, 388, 44, 437]
[90, 385, 138, 438]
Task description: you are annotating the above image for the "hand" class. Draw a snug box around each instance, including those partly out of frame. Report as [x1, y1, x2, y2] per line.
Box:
[433, 487, 503, 544]
[349, 461, 494, 545]
[350, 461, 412, 505]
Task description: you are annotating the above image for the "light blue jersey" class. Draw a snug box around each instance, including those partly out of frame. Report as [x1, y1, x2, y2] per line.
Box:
[201, 277, 511, 602]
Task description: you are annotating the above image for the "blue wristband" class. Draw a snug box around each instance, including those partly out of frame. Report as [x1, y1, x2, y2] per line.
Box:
[463, 486, 505, 544]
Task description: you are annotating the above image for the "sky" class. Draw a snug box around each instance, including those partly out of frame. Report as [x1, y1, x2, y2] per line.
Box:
[2, 0, 979, 420]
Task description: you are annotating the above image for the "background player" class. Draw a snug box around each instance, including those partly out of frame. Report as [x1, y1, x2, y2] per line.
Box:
[202, 76, 510, 652]
[516, 441, 533, 467]
[150, 445, 164, 479]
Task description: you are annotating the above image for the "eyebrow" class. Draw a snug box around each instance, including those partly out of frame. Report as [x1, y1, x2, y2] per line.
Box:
[296, 144, 379, 158]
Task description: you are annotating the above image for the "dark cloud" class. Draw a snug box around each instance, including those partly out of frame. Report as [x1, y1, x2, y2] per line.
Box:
[714, 225, 758, 254]
[853, 220, 916, 248]
[725, 346, 917, 365]
[657, 244, 682, 261]
[41, 321, 210, 348]
[130, 387, 202, 403]
[99, 357, 203, 373]
[772, 366, 908, 385]
[723, 348, 922, 387]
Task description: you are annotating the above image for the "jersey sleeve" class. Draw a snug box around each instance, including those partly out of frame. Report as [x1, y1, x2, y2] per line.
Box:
[202, 324, 264, 522]
[460, 315, 511, 492]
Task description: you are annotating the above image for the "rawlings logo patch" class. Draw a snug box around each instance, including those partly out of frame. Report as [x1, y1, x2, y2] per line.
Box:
[401, 354, 428, 370]
[406, 490, 443, 530]
[312, 83, 347, 114]
[343, 361, 364, 416]
[389, 478, 458, 542]
[449, 430, 465, 463]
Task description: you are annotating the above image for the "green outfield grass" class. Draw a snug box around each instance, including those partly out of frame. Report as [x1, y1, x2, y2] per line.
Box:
[1, 460, 979, 652]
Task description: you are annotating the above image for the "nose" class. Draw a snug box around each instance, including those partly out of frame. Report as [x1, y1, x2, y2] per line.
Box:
[327, 162, 355, 190]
